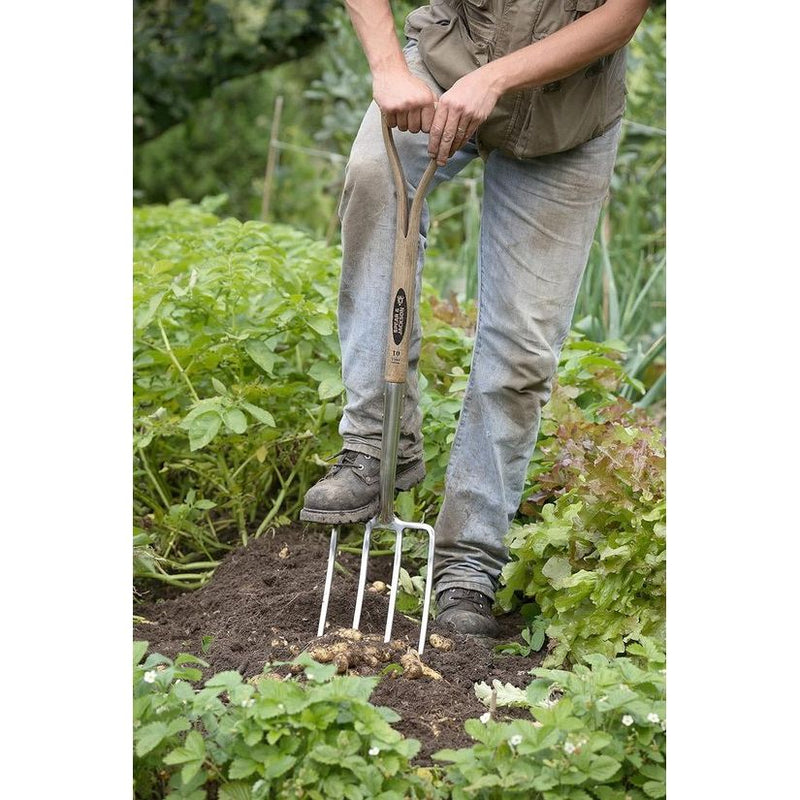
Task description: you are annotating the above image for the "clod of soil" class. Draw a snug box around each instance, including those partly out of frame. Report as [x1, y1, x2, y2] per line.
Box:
[133, 524, 545, 764]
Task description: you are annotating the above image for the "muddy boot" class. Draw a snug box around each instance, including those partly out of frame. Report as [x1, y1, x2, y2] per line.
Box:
[435, 588, 501, 637]
[299, 450, 425, 524]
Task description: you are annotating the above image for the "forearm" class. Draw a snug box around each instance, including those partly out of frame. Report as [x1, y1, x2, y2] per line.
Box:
[482, 0, 651, 94]
[344, 0, 407, 79]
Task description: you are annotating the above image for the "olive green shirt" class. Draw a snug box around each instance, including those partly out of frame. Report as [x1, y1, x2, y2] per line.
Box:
[404, 0, 626, 158]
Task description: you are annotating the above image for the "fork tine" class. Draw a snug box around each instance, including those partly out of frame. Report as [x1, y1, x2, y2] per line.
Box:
[317, 526, 339, 637]
[383, 526, 404, 643]
[351, 520, 374, 631]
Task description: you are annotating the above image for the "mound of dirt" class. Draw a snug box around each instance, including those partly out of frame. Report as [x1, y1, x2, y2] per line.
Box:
[133, 525, 546, 764]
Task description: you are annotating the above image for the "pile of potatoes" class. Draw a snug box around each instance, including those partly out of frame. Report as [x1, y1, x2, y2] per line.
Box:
[300, 627, 453, 679]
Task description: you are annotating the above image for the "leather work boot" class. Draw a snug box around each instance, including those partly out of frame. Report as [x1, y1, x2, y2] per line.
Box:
[435, 588, 501, 637]
[299, 450, 425, 524]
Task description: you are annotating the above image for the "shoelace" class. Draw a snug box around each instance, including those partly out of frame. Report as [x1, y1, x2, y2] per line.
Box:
[325, 451, 372, 478]
[443, 588, 489, 609]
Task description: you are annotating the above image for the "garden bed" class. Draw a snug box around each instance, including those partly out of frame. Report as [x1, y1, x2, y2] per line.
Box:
[133, 524, 544, 764]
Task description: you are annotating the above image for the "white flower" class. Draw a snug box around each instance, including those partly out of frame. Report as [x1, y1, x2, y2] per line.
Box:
[621, 714, 634, 727]
[660, 720, 667, 731]
[241, 698, 255, 708]
[143, 670, 157, 684]
[508, 735, 523, 747]
[368, 747, 380, 756]
[563, 741, 576, 754]
[647, 712, 660, 724]
[479, 712, 491, 724]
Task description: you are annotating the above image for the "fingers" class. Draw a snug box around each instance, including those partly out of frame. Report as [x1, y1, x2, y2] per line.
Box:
[407, 107, 422, 134]
[428, 106, 473, 166]
[452, 121, 477, 154]
[420, 104, 435, 134]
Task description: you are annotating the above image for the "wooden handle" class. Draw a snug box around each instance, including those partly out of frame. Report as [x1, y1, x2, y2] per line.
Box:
[381, 118, 438, 384]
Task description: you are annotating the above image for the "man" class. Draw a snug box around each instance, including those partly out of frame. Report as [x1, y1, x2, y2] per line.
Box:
[301, 0, 651, 636]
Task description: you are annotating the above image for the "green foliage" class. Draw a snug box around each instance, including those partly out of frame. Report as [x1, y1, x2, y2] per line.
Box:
[134, 0, 334, 144]
[497, 340, 666, 667]
[133, 644, 437, 798]
[133, 199, 344, 585]
[435, 641, 666, 799]
[574, 5, 666, 406]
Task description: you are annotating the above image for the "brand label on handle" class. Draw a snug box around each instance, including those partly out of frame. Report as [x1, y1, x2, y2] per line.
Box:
[392, 289, 407, 345]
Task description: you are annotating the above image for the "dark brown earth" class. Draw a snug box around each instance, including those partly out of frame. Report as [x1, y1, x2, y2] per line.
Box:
[133, 524, 545, 764]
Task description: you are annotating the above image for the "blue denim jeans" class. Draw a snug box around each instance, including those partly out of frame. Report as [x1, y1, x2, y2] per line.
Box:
[336, 42, 622, 599]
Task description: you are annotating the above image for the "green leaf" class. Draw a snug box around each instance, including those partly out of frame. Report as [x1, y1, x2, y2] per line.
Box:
[228, 757, 258, 780]
[241, 401, 276, 427]
[211, 377, 228, 395]
[587, 755, 622, 782]
[541, 556, 572, 589]
[308, 316, 334, 336]
[135, 721, 169, 756]
[263, 754, 296, 779]
[205, 671, 243, 690]
[163, 731, 205, 764]
[222, 408, 248, 434]
[525, 678, 554, 707]
[643, 781, 667, 798]
[186, 411, 221, 451]
[639, 763, 666, 782]
[133, 641, 149, 667]
[244, 340, 276, 375]
[292, 652, 338, 682]
[218, 782, 252, 800]
[318, 375, 344, 400]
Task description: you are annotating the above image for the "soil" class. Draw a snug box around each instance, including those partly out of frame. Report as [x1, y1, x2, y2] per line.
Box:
[133, 524, 546, 765]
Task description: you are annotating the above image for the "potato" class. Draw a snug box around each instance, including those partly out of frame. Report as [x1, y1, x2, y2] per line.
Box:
[333, 654, 349, 674]
[400, 650, 423, 679]
[429, 633, 454, 651]
[335, 628, 363, 642]
[308, 646, 334, 663]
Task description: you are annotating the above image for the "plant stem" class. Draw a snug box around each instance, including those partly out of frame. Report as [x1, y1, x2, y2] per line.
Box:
[253, 410, 323, 537]
[158, 320, 200, 402]
[338, 546, 397, 557]
[137, 446, 171, 509]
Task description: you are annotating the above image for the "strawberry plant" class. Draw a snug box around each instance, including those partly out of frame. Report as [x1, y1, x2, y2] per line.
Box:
[436, 639, 666, 799]
[133, 643, 440, 798]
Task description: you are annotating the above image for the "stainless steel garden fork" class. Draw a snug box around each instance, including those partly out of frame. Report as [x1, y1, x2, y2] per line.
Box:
[317, 118, 438, 655]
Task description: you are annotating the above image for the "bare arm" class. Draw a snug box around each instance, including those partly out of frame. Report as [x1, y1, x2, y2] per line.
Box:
[344, 0, 437, 133]
[429, 0, 651, 163]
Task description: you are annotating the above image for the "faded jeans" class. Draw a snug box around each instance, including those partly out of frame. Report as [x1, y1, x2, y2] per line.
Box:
[336, 42, 622, 599]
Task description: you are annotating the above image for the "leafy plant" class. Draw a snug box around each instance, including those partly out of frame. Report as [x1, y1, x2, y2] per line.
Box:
[435, 639, 666, 799]
[133, 644, 439, 799]
[497, 339, 666, 667]
[493, 604, 547, 658]
[134, 200, 345, 586]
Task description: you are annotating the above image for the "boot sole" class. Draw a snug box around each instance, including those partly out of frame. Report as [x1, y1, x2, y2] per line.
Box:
[299, 461, 425, 525]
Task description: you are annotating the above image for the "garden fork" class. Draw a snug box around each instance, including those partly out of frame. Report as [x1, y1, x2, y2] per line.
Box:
[317, 118, 438, 655]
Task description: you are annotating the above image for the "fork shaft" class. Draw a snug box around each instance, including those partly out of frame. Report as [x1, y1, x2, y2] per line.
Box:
[378, 381, 405, 524]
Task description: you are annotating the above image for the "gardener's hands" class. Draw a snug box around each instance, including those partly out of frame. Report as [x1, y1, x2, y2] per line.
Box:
[427, 69, 502, 165]
[373, 70, 437, 134]
[375, 65, 502, 166]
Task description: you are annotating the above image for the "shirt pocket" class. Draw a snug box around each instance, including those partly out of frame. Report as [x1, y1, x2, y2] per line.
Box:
[459, 0, 496, 47]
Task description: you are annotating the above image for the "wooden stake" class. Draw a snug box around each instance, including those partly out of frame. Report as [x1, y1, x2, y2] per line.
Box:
[261, 94, 284, 222]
